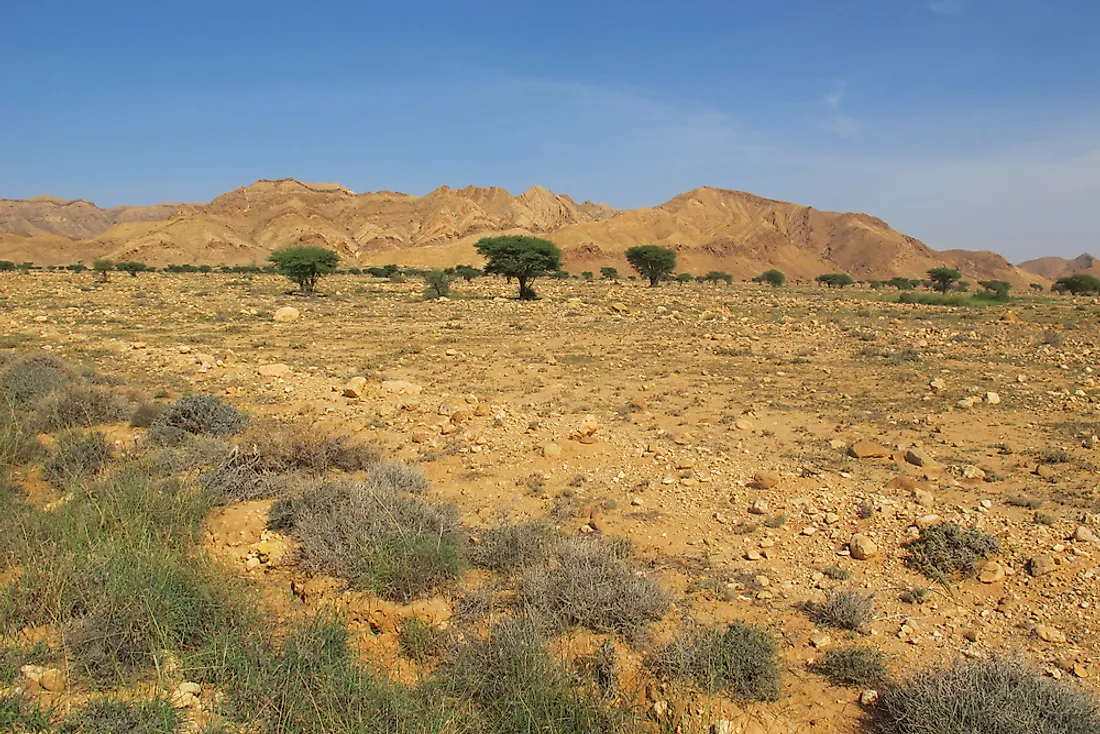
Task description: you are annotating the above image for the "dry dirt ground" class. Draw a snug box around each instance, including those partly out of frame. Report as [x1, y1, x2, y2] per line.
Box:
[2, 271, 1099, 733]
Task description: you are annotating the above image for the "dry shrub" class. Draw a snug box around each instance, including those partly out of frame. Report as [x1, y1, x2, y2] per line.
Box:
[905, 522, 1000, 580]
[650, 621, 781, 702]
[520, 536, 670, 638]
[468, 519, 554, 573]
[147, 394, 248, 446]
[43, 430, 113, 489]
[31, 384, 128, 433]
[811, 645, 887, 687]
[808, 588, 876, 632]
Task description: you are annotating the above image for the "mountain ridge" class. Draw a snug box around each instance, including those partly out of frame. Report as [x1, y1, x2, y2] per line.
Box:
[0, 179, 1043, 286]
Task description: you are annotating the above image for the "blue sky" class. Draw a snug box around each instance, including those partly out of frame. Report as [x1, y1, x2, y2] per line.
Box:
[1, 0, 1097, 261]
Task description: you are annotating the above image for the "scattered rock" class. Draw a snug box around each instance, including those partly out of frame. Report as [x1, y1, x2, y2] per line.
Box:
[542, 442, 562, 459]
[1073, 526, 1099, 544]
[381, 380, 423, 394]
[1035, 624, 1067, 644]
[273, 306, 300, 323]
[258, 363, 292, 378]
[849, 533, 879, 560]
[977, 561, 1006, 584]
[860, 689, 880, 706]
[749, 499, 770, 515]
[1029, 554, 1057, 577]
[904, 448, 937, 468]
[569, 415, 600, 443]
[750, 471, 780, 490]
[985, 392, 1001, 405]
[810, 632, 832, 648]
[342, 376, 367, 398]
[849, 441, 890, 459]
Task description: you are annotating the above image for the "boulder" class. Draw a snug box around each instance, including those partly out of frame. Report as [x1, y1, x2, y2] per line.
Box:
[849, 441, 890, 459]
[273, 306, 300, 323]
[849, 533, 879, 560]
[258, 363, 292, 378]
[342, 376, 368, 398]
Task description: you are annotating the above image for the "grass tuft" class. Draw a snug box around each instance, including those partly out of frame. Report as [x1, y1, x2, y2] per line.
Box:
[905, 522, 1000, 580]
[650, 621, 781, 702]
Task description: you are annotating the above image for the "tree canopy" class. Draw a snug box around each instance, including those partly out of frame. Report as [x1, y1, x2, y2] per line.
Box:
[268, 246, 340, 295]
[754, 269, 786, 287]
[474, 236, 562, 300]
[625, 245, 677, 287]
[927, 267, 962, 294]
[1053, 273, 1100, 295]
[817, 273, 854, 288]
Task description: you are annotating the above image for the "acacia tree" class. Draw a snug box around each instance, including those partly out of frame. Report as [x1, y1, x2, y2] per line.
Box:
[817, 273, 854, 288]
[116, 261, 148, 277]
[268, 246, 340, 295]
[927, 267, 962, 294]
[625, 245, 677, 287]
[1053, 274, 1100, 295]
[474, 235, 561, 300]
[92, 259, 114, 283]
[600, 266, 620, 280]
[754, 269, 786, 287]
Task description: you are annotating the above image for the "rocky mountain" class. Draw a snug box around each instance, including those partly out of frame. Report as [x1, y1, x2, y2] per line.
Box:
[1017, 253, 1100, 281]
[0, 179, 1042, 286]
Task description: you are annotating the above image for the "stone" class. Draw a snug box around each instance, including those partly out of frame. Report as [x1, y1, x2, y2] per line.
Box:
[978, 561, 1006, 584]
[342, 376, 368, 398]
[609, 302, 631, 315]
[569, 415, 600, 442]
[749, 499, 770, 515]
[957, 396, 979, 409]
[913, 489, 935, 506]
[258, 363, 292, 378]
[1073, 525, 1099, 544]
[1000, 310, 1021, 323]
[1029, 554, 1057, 577]
[985, 392, 1001, 405]
[733, 419, 754, 432]
[810, 632, 832, 648]
[273, 306, 300, 323]
[802, 526, 817, 536]
[915, 514, 941, 529]
[381, 380, 423, 394]
[411, 428, 433, 444]
[1035, 624, 1067, 643]
[929, 377, 946, 391]
[750, 471, 780, 490]
[39, 668, 66, 692]
[849, 441, 890, 459]
[177, 681, 201, 696]
[849, 533, 879, 560]
[905, 448, 938, 468]
[542, 442, 562, 459]
[860, 690, 880, 706]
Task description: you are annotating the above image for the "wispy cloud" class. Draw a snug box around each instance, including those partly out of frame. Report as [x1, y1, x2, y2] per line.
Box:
[823, 81, 857, 135]
[825, 81, 846, 110]
[928, 0, 967, 15]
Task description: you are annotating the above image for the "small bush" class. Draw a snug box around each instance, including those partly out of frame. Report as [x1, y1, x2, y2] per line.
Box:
[31, 385, 128, 433]
[651, 621, 781, 701]
[148, 394, 247, 446]
[808, 588, 876, 631]
[398, 617, 447, 663]
[870, 654, 1100, 734]
[65, 697, 178, 734]
[269, 479, 461, 602]
[0, 353, 73, 403]
[899, 586, 931, 604]
[904, 522, 1000, 580]
[520, 536, 670, 638]
[43, 430, 112, 488]
[437, 619, 618, 734]
[0, 694, 51, 732]
[811, 645, 887, 687]
[1, 407, 43, 467]
[130, 401, 164, 428]
[824, 563, 852, 581]
[249, 423, 381, 475]
[422, 270, 452, 300]
[468, 519, 554, 573]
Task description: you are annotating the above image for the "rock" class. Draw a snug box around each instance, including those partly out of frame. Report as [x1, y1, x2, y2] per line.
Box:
[849, 533, 879, 560]
[860, 689, 880, 706]
[1035, 624, 1067, 643]
[733, 419, 754, 432]
[912, 489, 935, 506]
[273, 306, 300, 323]
[39, 668, 66, 692]
[929, 377, 946, 392]
[985, 392, 1001, 405]
[915, 514, 941, 529]
[258, 363, 292, 378]
[749, 499, 770, 515]
[342, 376, 368, 398]
[750, 471, 780, 490]
[609, 302, 631, 315]
[1073, 526, 1099, 544]
[1074, 663, 1090, 678]
[381, 380, 423, 394]
[1029, 554, 1057, 577]
[542, 442, 562, 459]
[569, 415, 600, 442]
[810, 632, 832, 648]
[411, 428, 433, 444]
[905, 448, 939, 468]
[961, 465, 986, 480]
[957, 396, 980, 409]
[1000, 310, 1021, 323]
[849, 441, 890, 459]
[978, 561, 1006, 584]
[802, 526, 817, 536]
[177, 681, 201, 696]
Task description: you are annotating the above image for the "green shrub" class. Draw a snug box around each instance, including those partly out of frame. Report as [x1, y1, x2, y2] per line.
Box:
[1, 406, 43, 468]
[268, 246, 340, 295]
[870, 655, 1100, 734]
[807, 588, 876, 631]
[0, 353, 74, 403]
[130, 401, 165, 428]
[650, 621, 781, 701]
[811, 645, 887, 687]
[31, 385, 128, 433]
[423, 270, 452, 299]
[0, 694, 51, 732]
[468, 519, 554, 573]
[437, 619, 618, 734]
[520, 537, 669, 638]
[43, 430, 113, 489]
[904, 522, 1000, 580]
[269, 479, 461, 601]
[148, 394, 248, 445]
[398, 617, 448, 663]
[65, 697, 178, 733]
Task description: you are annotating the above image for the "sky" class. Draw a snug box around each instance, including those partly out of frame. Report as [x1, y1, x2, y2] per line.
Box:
[1, 0, 1097, 262]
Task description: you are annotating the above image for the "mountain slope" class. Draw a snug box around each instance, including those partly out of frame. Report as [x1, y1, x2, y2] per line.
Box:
[1018, 253, 1100, 281]
[0, 180, 1042, 286]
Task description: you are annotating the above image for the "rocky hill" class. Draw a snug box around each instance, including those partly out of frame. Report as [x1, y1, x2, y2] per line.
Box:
[1017, 253, 1100, 281]
[0, 179, 1042, 286]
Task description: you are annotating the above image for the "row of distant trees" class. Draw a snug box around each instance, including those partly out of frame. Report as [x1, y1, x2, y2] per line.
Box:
[5, 248, 1099, 298]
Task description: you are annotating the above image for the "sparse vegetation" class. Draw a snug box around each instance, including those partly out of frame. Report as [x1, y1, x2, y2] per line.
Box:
[625, 245, 677, 287]
[651, 621, 781, 701]
[754, 269, 786, 287]
[468, 519, 555, 573]
[812, 645, 888, 687]
[423, 269, 452, 299]
[808, 588, 876, 631]
[475, 235, 562, 300]
[870, 654, 1100, 734]
[268, 245, 340, 295]
[905, 522, 1000, 580]
[147, 393, 248, 446]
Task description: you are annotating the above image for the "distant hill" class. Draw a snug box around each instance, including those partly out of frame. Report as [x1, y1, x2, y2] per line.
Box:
[1017, 253, 1100, 281]
[0, 179, 1043, 287]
